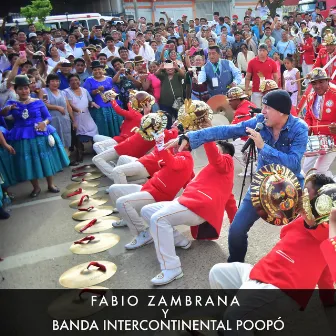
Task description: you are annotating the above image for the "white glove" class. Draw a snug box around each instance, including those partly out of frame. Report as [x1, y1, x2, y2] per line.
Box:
[153, 131, 165, 151]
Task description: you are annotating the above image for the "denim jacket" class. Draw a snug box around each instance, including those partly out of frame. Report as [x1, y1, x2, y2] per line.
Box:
[188, 114, 308, 186]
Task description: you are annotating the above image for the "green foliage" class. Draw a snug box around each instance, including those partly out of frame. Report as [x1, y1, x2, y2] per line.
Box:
[20, 0, 53, 25]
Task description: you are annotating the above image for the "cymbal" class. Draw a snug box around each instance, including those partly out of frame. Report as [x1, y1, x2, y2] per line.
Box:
[207, 95, 229, 112]
[71, 172, 103, 182]
[66, 180, 100, 190]
[48, 287, 110, 319]
[71, 164, 98, 173]
[61, 187, 98, 200]
[70, 233, 120, 254]
[72, 206, 114, 221]
[75, 216, 120, 233]
[207, 95, 233, 123]
[59, 261, 117, 288]
[69, 195, 109, 209]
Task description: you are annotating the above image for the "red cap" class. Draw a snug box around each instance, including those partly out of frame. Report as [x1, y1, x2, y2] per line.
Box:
[182, 14, 187, 17]
[232, 15, 238, 19]
[237, 21, 242, 25]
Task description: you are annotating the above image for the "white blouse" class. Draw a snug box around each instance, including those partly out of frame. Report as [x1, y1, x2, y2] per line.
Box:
[237, 51, 255, 72]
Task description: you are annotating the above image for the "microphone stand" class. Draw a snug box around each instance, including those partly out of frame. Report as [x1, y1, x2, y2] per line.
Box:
[238, 109, 258, 207]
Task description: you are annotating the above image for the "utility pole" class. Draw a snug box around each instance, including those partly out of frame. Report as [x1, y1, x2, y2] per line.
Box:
[133, 0, 139, 21]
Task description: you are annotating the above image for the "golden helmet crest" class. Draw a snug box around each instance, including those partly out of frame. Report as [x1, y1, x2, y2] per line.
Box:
[177, 99, 213, 131]
[133, 112, 167, 141]
[129, 90, 155, 111]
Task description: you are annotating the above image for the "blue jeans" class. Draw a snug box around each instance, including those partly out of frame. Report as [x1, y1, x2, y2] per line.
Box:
[228, 191, 260, 263]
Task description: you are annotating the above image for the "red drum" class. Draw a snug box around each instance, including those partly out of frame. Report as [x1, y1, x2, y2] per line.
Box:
[304, 135, 336, 157]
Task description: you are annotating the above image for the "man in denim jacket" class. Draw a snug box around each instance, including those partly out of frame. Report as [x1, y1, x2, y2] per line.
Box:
[169, 90, 308, 263]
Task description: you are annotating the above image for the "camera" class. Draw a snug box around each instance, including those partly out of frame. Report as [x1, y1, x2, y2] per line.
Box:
[125, 69, 131, 75]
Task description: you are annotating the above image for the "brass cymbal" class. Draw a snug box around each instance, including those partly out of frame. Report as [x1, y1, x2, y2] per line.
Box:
[71, 164, 98, 173]
[69, 195, 109, 209]
[70, 233, 120, 254]
[72, 206, 114, 221]
[61, 187, 98, 200]
[59, 261, 117, 288]
[207, 94, 233, 123]
[48, 287, 110, 319]
[75, 216, 120, 233]
[66, 180, 100, 190]
[71, 172, 103, 182]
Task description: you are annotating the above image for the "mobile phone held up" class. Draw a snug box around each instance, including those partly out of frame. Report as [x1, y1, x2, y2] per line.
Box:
[19, 50, 26, 58]
[75, 41, 85, 48]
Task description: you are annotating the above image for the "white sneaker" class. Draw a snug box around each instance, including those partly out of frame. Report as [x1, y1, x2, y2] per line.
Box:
[175, 238, 192, 249]
[112, 219, 127, 228]
[125, 230, 153, 250]
[151, 267, 183, 286]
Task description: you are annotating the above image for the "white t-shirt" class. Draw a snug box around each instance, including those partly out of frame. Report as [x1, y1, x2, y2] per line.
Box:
[47, 57, 65, 68]
[101, 46, 120, 68]
[308, 21, 326, 34]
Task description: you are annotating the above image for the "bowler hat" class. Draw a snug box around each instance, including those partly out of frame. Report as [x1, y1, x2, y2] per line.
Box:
[11, 75, 31, 86]
[91, 60, 104, 69]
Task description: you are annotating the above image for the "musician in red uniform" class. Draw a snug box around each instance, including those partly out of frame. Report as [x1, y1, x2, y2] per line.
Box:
[227, 87, 256, 176]
[300, 28, 316, 85]
[303, 67, 336, 177]
[92, 92, 155, 151]
[141, 139, 237, 285]
[209, 174, 336, 330]
[313, 33, 336, 85]
[110, 128, 178, 187]
[109, 131, 194, 251]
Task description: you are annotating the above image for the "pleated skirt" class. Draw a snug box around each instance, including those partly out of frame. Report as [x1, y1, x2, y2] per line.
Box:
[0, 146, 17, 188]
[89, 107, 123, 137]
[9, 132, 70, 181]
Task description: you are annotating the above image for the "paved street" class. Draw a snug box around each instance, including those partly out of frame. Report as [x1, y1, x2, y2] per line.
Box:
[0, 114, 334, 291]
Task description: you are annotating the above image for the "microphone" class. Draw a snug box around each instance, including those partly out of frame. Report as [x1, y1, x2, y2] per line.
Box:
[241, 122, 264, 153]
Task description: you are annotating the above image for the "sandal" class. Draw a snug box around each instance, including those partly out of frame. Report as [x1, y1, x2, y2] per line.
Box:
[30, 188, 41, 198]
[48, 186, 60, 193]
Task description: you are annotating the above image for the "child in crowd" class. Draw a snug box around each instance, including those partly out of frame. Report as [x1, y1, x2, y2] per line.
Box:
[283, 55, 301, 107]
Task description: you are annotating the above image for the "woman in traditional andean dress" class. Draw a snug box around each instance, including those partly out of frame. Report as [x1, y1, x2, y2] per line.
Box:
[41, 73, 73, 155]
[83, 60, 123, 137]
[0, 75, 70, 197]
[64, 74, 99, 164]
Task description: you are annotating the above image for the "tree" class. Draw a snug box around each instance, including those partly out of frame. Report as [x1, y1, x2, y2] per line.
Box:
[20, 0, 53, 26]
[264, 0, 285, 19]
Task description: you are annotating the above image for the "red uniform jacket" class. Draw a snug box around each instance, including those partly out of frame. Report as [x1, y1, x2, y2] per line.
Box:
[321, 236, 336, 283]
[114, 133, 155, 158]
[141, 149, 194, 202]
[313, 49, 336, 85]
[249, 217, 334, 308]
[111, 100, 142, 143]
[304, 84, 336, 141]
[178, 142, 237, 240]
[300, 37, 315, 65]
[231, 100, 255, 141]
[137, 129, 178, 176]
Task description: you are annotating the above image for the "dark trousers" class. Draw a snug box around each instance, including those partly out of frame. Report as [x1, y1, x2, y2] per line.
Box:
[159, 104, 178, 129]
[227, 191, 260, 263]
